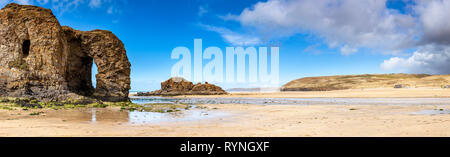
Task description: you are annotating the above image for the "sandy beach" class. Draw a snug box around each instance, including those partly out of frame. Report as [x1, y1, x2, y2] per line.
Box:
[1, 89, 450, 137]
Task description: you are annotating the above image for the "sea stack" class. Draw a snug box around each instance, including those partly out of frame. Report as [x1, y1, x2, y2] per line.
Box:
[0, 3, 131, 102]
[137, 77, 227, 96]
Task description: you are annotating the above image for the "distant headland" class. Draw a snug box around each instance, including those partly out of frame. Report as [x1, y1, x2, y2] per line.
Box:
[281, 74, 450, 91]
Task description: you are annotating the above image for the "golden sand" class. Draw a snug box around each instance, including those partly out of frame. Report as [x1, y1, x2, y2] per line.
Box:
[1, 88, 450, 137]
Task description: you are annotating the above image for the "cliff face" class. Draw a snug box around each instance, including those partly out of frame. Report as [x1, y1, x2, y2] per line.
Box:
[137, 77, 227, 96]
[0, 3, 130, 102]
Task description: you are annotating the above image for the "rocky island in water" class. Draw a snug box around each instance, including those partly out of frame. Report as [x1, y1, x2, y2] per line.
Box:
[136, 77, 227, 96]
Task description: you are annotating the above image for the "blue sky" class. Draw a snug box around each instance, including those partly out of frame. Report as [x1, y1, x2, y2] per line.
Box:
[2, 0, 450, 91]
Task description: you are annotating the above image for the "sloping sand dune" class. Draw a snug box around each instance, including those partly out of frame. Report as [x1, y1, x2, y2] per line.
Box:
[282, 74, 450, 91]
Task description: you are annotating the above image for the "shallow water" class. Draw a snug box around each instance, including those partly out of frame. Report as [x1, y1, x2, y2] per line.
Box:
[128, 109, 228, 124]
[127, 97, 450, 122]
[411, 109, 450, 115]
[42, 97, 450, 125]
[130, 96, 450, 106]
[132, 97, 176, 104]
[85, 106, 226, 124]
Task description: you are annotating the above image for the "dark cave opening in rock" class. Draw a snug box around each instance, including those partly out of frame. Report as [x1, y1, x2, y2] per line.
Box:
[78, 56, 95, 96]
[65, 37, 97, 97]
[22, 40, 30, 57]
[66, 53, 95, 97]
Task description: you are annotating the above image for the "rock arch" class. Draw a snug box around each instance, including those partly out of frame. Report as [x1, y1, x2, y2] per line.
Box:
[0, 3, 131, 102]
[63, 27, 131, 102]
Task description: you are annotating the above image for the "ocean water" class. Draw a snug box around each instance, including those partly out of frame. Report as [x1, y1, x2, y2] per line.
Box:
[411, 109, 450, 115]
[130, 96, 450, 106]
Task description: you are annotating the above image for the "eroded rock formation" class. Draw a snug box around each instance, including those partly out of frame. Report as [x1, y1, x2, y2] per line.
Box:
[0, 3, 130, 102]
[63, 27, 131, 102]
[137, 77, 227, 96]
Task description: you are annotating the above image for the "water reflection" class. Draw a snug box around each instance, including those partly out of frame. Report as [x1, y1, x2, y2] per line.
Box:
[128, 109, 225, 124]
[91, 108, 97, 123]
[77, 104, 227, 124]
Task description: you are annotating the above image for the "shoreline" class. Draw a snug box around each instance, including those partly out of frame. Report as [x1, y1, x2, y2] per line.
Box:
[0, 88, 449, 137]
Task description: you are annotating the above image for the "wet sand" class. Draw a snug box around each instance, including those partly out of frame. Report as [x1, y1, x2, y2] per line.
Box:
[1, 89, 449, 137]
[0, 103, 449, 137]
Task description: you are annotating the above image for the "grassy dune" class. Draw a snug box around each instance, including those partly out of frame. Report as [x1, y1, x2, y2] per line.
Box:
[281, 74, 450, 91]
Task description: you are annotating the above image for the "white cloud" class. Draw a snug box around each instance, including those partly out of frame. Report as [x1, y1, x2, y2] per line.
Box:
[106, 6, 113, 14]
[11, 0, 33, 5]
[35, 0, 48, 5]
[415, 0, 450, 45]
[0, 0, 123, 16]
[89, 0, 101, 8]
[50, 0, 84, 15]
[228, 0, 418, 55]
[340, 45, 358, 55]
[218, 13, 238, 21]
[199, 24, 261, 46]
[198, 6, 208, 17]
[381, 0, 450, 74]
[0, 0, 87, 15]
[209, 0, 450, 74]
[381, 45, 450, 74]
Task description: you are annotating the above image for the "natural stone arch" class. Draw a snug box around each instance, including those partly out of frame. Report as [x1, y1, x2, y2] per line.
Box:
[63, 27, 131, 102]
[63, 28, 95, 97]
[0, 3, 131, 102]
[81, 30, 131, 102]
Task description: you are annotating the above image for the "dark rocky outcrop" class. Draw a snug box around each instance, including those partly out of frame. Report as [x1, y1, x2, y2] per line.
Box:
[0, 3, 130, 102]
[136, 77, 227, 96]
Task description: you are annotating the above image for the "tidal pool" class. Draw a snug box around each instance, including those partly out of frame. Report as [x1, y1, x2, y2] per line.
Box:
[86, 106, 227, 124]
[127, 109, 227, 124]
